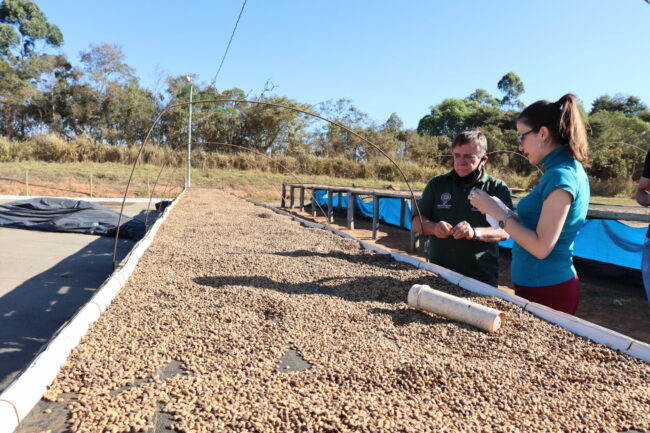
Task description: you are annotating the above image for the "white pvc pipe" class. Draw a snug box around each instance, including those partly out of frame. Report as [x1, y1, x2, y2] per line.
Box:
[407, 284, 506, 333]
[245, 200, 650, 363]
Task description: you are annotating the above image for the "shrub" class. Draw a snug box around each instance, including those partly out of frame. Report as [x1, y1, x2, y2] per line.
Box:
[589, 176, 635, 197]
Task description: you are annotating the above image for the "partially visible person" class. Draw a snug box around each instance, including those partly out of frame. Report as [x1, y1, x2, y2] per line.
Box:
[412, 129, 512, 286]
[636, 149, 650, 303]
[470, 94, 589, 315]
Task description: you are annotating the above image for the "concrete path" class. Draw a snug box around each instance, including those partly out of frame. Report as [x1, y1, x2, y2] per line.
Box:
[0, 199, 160, 392]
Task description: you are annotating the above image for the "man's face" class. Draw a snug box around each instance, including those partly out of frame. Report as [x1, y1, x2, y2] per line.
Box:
[453, 142, 485, 177]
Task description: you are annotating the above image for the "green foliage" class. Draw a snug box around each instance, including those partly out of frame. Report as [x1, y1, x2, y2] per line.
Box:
[0, 0, 64, 139]
[0, 0, 62, 57]
[591, 94, 649, 117]
[588, 110, 650, 180]
[497, 72, 525, 109]
[467, 88, 499, 108]
[0, 9, 646, 203]
[417, 98, 479, 138]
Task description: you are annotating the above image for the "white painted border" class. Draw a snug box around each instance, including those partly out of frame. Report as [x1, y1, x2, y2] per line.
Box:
[0, 190, 186, 433]
[259, 202, 649, 365]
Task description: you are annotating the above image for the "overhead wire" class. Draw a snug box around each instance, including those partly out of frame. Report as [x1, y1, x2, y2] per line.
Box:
[210, 0, 248, 86]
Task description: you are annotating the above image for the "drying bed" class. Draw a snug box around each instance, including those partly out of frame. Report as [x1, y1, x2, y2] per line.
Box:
[34, 189, 649, 432]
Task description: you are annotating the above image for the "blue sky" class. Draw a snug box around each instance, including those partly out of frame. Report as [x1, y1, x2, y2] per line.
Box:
[36, 1, 650, 129]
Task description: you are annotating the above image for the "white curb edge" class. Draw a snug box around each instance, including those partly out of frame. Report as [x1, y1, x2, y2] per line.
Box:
[258, 202, 649, 366]
[0, 191, 185, 433]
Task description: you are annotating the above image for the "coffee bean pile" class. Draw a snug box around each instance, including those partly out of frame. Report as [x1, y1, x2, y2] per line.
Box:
[43, 189, 650, 432]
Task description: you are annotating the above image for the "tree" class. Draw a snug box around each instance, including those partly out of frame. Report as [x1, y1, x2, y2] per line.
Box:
[0, 0, 63, 138]
[403, 130, 450, 167]
[315, 99, 371, 161]
[591, 94, 649, 118]
[78, 43, 156, 144]
[384, 112, 403, 132]
[589, 110, 650, 181]
[467, 88, 499, 108]
[416, 98, 479, 138]
[497, 72, 525, 109]
[0, 0, 62, 57]
[29, 53, 77, 136]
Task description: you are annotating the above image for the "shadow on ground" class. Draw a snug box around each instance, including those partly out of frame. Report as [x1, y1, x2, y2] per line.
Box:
[0, 209, 158, 393]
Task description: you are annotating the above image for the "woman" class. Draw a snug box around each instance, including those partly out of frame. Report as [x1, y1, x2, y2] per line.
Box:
[469, 94, 589, 314]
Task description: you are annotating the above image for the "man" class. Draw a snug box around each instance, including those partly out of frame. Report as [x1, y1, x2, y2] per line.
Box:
[635, 150, 650, 303]
[412, 129, 513, 286]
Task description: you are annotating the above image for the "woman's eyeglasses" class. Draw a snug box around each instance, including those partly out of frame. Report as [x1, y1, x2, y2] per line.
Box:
[516, 129, 536, 144]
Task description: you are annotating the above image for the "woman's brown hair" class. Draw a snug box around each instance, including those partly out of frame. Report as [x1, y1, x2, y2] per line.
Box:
[517, 93, 588, 162]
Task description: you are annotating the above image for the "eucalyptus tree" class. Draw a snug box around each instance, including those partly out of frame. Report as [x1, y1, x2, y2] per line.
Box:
[497, 72, 525, 110]
[79, 43, 156, 144]
[0, 0, 63, 138]
[315, 98, 371, 161]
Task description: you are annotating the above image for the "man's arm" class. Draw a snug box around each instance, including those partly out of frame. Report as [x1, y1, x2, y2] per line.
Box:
[449, 220, 508, 242]
[637, 151, 650, 207]
[412, 215, 452, 238]
[636, 177, 650, 207]
[412, 178, 453, 238]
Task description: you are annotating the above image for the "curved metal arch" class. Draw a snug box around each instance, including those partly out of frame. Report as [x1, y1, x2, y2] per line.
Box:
[142, 141, 330, 229]
[485, 150, 544, 175]
[113, 98, 424, 267]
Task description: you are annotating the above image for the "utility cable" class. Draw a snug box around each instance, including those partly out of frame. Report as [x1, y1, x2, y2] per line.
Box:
[211, 0, 248, 86]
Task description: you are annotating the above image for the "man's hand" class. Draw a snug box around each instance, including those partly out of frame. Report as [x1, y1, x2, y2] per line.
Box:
[432, 220, 453, 238]
[450, 220, 475, 240]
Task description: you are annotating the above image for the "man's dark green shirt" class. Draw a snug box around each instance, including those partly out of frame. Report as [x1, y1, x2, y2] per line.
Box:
[416, 170, 513, 284]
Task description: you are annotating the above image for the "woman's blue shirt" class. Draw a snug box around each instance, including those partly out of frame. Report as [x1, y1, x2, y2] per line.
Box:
[511, 147, 590, 286]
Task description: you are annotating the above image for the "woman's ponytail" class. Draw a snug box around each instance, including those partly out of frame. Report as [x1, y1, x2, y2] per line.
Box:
[556, 94, 588, 162]
[518, 93, 589, 162]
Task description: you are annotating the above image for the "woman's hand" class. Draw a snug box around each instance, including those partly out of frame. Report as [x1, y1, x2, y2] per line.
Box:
[468, 188, 507, 220]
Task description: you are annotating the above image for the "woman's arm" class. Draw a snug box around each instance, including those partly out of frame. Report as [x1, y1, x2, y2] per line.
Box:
[470, 188, 572, 259]
[504, 189, 572, 259]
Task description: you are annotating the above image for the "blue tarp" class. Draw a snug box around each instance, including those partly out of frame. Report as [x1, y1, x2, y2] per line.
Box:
[313, 190, 411, 230]
[313, 190, 645, 271]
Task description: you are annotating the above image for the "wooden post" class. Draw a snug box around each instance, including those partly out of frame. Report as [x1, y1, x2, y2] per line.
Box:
[289, 186, 295, 209]
[311, 189, 317, 217]
[147, 175, 151, 198]
[90, 173, 94, 198]
[281, 183, 286, 208]
[400, 198, 406, 229]
[372, 194, 379, 239]
[347, 192, 356, 230]
[299, 187, 305, 211]
[337, 192, 343, 212]
[25, 170, 29, 195]
[327, 189, 334, 223]
[409, 198, 416, 252]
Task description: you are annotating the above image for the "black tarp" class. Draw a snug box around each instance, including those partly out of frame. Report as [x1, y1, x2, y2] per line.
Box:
[0, 197, 145, 240]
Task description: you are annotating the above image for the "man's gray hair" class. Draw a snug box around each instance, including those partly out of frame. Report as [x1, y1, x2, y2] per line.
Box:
[452, 129, 487, 157]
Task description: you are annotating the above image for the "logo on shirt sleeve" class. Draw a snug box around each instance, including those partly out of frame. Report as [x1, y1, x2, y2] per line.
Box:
[437, 192, 452, 209]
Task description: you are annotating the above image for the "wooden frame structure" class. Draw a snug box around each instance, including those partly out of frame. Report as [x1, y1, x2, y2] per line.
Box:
[281, 182, 650, 253]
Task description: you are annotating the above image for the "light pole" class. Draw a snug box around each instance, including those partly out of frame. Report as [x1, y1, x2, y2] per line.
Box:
[184, 75, 193, 188]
